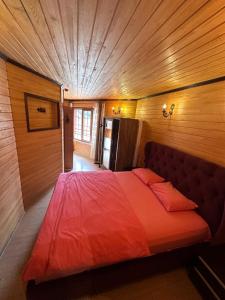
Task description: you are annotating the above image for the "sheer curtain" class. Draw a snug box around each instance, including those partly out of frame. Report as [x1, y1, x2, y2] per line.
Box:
[90, 106, 97, 160]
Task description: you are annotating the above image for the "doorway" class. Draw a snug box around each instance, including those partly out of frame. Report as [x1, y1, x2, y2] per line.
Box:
[63, 101, 104, 172]
[74, 107, 94, 159]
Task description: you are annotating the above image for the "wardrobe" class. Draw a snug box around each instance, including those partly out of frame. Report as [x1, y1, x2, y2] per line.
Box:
[101, 118, 139, 171]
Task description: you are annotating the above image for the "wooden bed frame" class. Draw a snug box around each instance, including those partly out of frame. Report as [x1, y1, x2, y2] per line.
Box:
[26, 142, 225, 299]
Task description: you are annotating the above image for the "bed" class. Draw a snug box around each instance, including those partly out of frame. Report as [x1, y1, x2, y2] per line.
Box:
[25, 142, 225, 299]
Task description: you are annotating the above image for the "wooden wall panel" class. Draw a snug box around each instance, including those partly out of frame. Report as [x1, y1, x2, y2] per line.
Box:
[104, 100, 137, 118]
[135, 82, 225, 167]
[7, 62, 62, 208]
[0, 58, 24, 254]
[71, 101, 97, 109]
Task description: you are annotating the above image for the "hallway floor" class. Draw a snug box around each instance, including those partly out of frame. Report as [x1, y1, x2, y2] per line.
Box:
[0, 155, 202, 300]
[73, 153, 100, 171]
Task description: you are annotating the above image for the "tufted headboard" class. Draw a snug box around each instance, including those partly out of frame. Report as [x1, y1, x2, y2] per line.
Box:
[144, 142, 225, 241]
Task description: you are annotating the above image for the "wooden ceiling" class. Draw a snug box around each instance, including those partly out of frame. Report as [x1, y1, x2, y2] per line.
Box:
[0, 0, 225, 99]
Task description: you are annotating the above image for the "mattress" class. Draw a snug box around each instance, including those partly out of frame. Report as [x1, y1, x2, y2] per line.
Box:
[23, 170, 211, 282]
[115, 171, 211, 254]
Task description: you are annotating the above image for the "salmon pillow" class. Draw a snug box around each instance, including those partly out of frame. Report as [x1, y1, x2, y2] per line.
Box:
[150, 181, 198, 211]
[132, 168, 164, 185]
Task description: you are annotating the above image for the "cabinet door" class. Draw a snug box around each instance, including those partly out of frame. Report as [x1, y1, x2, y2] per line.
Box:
[102, 119, 113, 169]
[64, 107, 74, 171]
[109, 119, 119, 171]
[116, 119, 138, 171]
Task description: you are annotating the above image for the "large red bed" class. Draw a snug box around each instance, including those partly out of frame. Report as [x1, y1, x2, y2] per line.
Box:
[24, 142, 225, 299]
[24, 167, 210, 283]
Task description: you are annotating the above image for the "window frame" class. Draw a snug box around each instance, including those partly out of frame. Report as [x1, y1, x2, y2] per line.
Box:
[74, 108, 93, 143]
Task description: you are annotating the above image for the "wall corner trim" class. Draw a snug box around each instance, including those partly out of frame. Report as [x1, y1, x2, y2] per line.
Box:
[0, 51, 63, 87]
[137, 75, 225, 100]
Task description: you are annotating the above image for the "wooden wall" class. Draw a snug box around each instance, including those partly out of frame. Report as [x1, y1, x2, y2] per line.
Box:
[0, 58, 24, 253]
[7, 63, 62, 209]
[104, 100, 137, 118]
[135, 82, 225, 167]
[72, 101, 97, 110]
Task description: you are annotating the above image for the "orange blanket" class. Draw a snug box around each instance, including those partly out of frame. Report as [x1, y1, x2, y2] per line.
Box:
[23, 171, 150, 282]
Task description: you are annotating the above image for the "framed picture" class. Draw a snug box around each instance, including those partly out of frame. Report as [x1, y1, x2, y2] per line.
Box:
[24, 93, 60, 132]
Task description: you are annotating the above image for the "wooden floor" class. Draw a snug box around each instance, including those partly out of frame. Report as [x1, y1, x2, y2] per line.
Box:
[0, 155, 202, 300]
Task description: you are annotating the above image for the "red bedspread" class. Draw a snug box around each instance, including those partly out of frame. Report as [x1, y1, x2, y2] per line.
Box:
[23, 171, 150, 282]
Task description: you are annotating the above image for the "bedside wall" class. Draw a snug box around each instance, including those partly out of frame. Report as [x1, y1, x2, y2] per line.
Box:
[0, 58, 24, 253]
[135, 81, 225, 167]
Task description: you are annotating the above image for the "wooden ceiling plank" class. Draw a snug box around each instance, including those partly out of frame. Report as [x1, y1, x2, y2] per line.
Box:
[92, 1, 225, 98]
[89, 0, 210, 96]
[0, 39, 28, 71]
[112, 33, 225, 96]
[80, 0, 119, 97]
[87, 0, 190, 96]
[83, 0, 141, 96]
[21, 0, 65, 80]
[0, 1, 54, 76]
[140, 40, 225, 87]
[77, 0, 99, 97]
[2, 0, 60, 81]
[124, 4, 225, 86]
[0, 28, 42, 74]
[0, 1, 50, 76]
[127, 52, 225, 97]
[125, 65, 225, 99]
[0, 0, 225, 98]
[96, 59, 225, 98]
[79, 0, 100, 97]
[103, 65, 225, 99]
[39, 0, 72, 83]
[126, 30, 225, 86]
[57, 0, 78, 94]
[82, 0, 159, 97]
[165, 58, 225, 84]
[138, 22, 225, 81]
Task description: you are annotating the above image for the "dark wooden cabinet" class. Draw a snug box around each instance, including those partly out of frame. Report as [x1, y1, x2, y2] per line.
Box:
[101, 118, 139, 171]
[63, 106, 74, 172]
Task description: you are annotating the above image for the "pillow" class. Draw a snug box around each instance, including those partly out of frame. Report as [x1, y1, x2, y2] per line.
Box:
[132, 168, 164, 185]
[150, 181, 198, 212]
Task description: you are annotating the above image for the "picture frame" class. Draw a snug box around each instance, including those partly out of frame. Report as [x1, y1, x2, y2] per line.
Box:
[24, 93, 60, 132]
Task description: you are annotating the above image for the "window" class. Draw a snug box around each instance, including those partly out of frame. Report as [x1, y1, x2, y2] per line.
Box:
[74, 108, 93, 143]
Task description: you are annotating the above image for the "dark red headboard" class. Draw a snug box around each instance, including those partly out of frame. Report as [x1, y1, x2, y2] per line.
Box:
[144, 142, 225, 241]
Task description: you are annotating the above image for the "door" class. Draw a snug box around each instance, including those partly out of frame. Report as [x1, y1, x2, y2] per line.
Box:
[63, 106, 74, 171]
[102, 119, 113, 169]
[101, 118, 120, 171]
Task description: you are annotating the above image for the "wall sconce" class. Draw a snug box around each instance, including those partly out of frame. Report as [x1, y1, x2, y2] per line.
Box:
[112, 106, 123, 115]
[162, 103, 175, 118]
[37, 107, 46, 113]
